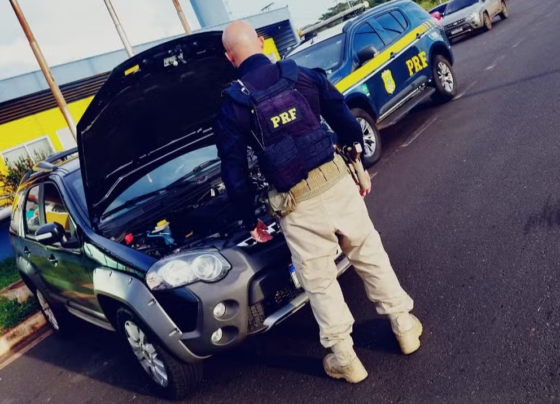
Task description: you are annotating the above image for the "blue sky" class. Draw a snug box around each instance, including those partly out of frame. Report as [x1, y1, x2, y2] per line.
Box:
[0, 0, 340, 80]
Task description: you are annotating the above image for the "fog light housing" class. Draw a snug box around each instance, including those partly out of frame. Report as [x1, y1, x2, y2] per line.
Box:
[213, 303, 226, 319]
[211, 328, 223, 343]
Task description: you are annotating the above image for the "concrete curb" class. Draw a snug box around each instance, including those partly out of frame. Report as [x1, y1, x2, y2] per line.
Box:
[0, 280, 32, 303]
[0, 312, 46, 358]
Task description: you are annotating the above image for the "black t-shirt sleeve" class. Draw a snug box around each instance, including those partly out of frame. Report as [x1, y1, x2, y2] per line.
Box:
[214, 103, 258, 231]
[300, 67, 364, 148]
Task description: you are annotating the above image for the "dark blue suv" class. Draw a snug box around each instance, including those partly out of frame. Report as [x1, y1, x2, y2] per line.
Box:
[287, 0, 456, 165]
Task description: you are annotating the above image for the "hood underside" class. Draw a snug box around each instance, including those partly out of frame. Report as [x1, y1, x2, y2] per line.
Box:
[77, 32, 238, 223]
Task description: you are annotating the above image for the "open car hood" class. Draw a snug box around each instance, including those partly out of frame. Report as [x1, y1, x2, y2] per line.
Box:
[77, 32, 238, 225]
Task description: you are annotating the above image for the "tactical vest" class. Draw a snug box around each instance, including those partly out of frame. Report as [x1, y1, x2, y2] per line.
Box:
[225, 60, 334, 193]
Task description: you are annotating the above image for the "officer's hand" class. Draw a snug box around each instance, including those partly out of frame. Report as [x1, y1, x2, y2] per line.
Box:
[250, 219, 273, 243]
[359, 174, 372, 198]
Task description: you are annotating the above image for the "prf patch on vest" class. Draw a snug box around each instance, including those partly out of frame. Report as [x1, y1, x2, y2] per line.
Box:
[267, 107, 301, 132]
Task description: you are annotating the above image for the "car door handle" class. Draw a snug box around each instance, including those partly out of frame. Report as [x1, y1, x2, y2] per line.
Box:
[390, 52, 396, 59]
[48, 255, 58, 266]
[23, 247, 31, 257]
[416, 33, 422, 40]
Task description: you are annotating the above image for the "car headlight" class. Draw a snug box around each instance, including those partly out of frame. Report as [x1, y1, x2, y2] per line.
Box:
[146, 251, 231, 290]
[467, 11, 480, 23]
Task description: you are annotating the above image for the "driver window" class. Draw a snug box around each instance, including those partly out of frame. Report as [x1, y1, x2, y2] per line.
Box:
[43, 183, 75, 238]
[352, 23, 385, 62]
[24, 186, 41, 236]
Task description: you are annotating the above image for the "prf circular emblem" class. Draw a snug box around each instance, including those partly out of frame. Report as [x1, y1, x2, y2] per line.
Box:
[382, 69, 396, 94]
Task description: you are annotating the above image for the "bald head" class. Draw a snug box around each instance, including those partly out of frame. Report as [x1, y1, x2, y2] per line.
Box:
[223, 21, 265, 68]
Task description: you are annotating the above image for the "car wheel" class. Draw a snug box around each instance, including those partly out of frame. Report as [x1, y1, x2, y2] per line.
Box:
[431, 55, 458, 103]
[36, 289, 71, 337]
[482, 12, 492, 31]
[351, 108, 382, 167]
[116, 307, 203, 400]
[499, 1, 509, 19]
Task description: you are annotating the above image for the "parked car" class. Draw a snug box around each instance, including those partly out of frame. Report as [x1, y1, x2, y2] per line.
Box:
[286, 0, 457, 166]
[441, 0, 508, 41]
[429, 3, 449, 22]
[8, 34, 352, 400]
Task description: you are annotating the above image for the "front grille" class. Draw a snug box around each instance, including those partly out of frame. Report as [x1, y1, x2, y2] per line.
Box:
[445, 18, 466, 29]
[248, 283, 305, 333]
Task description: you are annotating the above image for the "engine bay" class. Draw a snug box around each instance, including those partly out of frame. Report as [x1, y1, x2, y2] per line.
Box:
[103, 160, 270, 259]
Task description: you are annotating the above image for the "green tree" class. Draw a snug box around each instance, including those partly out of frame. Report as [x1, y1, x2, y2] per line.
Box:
[0, 151, 47, 206]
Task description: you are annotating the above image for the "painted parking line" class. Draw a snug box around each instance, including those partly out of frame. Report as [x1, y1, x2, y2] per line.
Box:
[400, 116, 439, 149]
[455, 80, 479, 100]
[0, 329, 53, 372]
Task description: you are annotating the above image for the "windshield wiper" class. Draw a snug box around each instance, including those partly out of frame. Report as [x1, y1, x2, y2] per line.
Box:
[193, 158, 221, 173]
[101, 159, 222, 219]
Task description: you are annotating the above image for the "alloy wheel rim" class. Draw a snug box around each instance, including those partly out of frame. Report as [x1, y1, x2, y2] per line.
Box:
[502, 3, 508, 16]
[437, 62, 454, 93]
[485, 14, 491, 28]
[36, 290, 59, 331]
[356, 118, 377, 158]
[124, 321, 169, 388]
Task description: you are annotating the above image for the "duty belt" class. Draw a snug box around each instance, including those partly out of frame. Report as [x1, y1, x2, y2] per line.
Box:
[289, 153, 350, 203]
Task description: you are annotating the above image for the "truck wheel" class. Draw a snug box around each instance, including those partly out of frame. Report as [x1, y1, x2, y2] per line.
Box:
[116, 307, 203, 400]
[499, 1, 509, 19]
[431, 55, 458, 103]
[351, 108, 382, 166]
[35, 289, 72, 337]
[483, 12, 492, 31]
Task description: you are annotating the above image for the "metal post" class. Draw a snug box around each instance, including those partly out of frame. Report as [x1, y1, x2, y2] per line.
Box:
[103, 0, 134, 57]
[9, 0, 77, 141]
[172, 0, 192, 35]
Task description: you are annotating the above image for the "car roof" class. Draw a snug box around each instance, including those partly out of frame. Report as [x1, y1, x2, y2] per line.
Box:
[289, 24, 347, 56]
[288, 0, 412, 57]
[19, 155, 80, 189]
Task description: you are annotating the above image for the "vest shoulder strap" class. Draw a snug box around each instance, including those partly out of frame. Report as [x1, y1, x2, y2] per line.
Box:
[224, 81, 252, 107]
[278, 60, 299, 85]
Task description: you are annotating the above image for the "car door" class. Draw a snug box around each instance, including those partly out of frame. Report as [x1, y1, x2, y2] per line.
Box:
[21, 185, 52, 286]
[349, 21, 391, 115]
[371, 10, 428, 118]
[38, 182, 98, 311]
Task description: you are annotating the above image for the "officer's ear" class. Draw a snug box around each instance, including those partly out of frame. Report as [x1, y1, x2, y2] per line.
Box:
[225, 51, 235, 66]
[258, 36, 265, 50]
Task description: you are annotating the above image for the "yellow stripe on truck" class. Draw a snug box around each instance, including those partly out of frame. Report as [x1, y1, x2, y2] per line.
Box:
[335, 21, 434, 94]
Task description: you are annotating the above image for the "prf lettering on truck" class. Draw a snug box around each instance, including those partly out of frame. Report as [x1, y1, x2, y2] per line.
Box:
[406, 51, 429, 76]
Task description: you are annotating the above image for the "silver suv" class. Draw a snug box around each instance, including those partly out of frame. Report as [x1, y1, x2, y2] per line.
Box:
[441, 0, 508, 41]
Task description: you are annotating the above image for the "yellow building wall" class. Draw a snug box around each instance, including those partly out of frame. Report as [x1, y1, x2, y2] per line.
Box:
[0, 96, 94, 174]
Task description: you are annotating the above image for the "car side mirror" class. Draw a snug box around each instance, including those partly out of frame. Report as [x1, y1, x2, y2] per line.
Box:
[35, 222, 66, 246]
[357, 46, 377, 66]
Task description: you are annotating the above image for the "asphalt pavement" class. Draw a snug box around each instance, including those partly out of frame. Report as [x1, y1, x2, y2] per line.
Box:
[2, 0, 560, 402]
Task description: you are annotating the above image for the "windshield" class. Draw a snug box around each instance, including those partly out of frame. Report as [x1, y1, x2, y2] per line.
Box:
[106, 145, 218, 214]
[287, 34, 345, 76]
[68, 146, 220, 218]
[446, 0, 478, 14]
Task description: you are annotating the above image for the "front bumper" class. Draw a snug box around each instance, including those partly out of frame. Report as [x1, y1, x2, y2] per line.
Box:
[165, 239, 350, 359]
[444, 17, 482, 38]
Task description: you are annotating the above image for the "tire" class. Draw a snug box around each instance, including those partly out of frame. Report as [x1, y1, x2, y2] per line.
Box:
[482, 12, 492, 31]
[431, 55, 458, 103]
[116, 307, 203, 400]
[350, 108, 382, 167]
[35, 289, 72, 337]
[499, 1, 509, 19]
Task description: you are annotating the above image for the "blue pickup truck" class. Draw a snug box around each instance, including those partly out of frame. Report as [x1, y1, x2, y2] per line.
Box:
[287, 0, 457, 165]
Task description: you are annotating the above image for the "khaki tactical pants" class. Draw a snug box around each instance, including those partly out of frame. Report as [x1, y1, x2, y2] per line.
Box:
[280, 174, 414, 349]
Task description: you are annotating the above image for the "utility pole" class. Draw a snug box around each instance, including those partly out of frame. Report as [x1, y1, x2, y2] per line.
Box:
[103, 0, 134, 57]
[9, 0, 77, 141]
[171, 0, 192, 35]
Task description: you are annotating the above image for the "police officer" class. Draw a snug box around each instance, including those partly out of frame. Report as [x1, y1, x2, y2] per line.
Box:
[215, 21, 422, 383]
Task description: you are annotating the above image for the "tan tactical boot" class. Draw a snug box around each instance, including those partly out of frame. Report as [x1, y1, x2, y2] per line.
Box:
[323, 345, 368, 383]
[390, 313, 423, 355]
